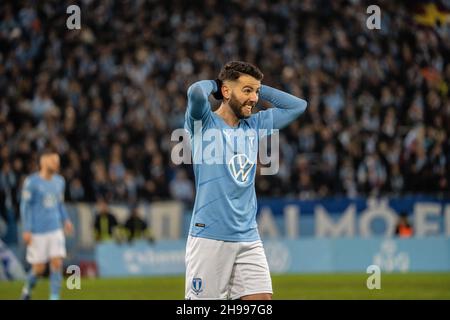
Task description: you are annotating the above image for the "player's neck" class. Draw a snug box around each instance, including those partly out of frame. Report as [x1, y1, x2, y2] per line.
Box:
[39, 170, 53, 180]
[215, 103, 239, 127]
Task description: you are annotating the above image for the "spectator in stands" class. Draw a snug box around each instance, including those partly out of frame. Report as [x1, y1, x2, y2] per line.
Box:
[0, 1, 448, 233]
[169, 169, 194, 207]
[123, 204, 153, 243]
[93, 198, 118, 242]
[395, 213, 414, 238]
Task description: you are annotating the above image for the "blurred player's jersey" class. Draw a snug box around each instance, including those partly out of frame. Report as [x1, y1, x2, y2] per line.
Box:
[20, 173, 68, 234]
[185, 107, 274, 242]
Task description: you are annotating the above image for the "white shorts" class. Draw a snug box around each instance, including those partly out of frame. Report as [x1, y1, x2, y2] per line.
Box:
[185, 236, 273, 300]
[26, 229, 66, 264]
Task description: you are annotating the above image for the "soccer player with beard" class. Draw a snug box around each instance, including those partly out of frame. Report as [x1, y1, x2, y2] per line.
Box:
[184, 61, 307, 299]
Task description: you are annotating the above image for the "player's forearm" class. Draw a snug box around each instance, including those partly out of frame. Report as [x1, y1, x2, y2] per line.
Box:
[59, 203, 70, 223]
[186, 80, 217, 120]
[260, 85, 308, 129]
[20, 204, 32, 232]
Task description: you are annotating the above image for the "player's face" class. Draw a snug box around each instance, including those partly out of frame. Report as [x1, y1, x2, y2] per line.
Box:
[227, 75, 261, 119]
[41, 153, 60, 174]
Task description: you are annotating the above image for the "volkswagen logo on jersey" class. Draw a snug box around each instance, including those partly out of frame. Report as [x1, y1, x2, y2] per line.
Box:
[228, 153, 255, 183]
[191, 277, 203, 295]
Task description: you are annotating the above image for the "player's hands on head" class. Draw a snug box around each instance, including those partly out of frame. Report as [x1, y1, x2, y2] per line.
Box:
[23, 232, 32, 246]
[212, 79, 224, 100]
[64, 220, 74, 236]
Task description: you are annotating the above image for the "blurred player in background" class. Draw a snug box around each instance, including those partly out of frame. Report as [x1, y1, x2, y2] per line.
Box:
[184, 61, 308, 299]
[20, 148, 73, 300]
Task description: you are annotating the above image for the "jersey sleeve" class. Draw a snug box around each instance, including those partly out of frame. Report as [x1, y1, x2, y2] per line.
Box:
[20, 177, 34, 232]
[58, 177, 69, 223]
[259, 85, 307, 130]
[185, 80, 217, 134]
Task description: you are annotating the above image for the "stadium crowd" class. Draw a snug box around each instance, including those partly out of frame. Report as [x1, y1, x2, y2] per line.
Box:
[1, 0, 450, 225]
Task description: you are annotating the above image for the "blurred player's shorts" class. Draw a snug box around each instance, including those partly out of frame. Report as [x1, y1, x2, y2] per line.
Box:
[26, 229, 66, 264]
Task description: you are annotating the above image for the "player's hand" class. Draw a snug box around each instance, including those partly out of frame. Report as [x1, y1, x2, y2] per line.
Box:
[212, 79, 223, 100]
[64, 220, 74, 236]
[23, 232, 32, 246]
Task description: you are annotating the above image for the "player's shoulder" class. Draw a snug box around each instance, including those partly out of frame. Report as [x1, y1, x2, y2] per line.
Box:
[53, 174, 66, 185]
[244, 110, 269, 128]
[24, 172, 40, 186]
[251, 108, 274, 131]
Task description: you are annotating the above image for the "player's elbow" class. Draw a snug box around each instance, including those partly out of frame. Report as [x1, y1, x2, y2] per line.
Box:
[292, 98, 308, 118]
[187, 82, 206, 105]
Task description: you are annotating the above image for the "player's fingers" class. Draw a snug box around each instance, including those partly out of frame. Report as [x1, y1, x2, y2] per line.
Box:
[24, 234, 32, 246]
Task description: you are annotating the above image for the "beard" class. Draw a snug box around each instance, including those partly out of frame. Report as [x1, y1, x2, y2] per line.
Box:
[49, 167, 58, 174]
[228, 93, 255, 119]
[47, 162, 60, 174]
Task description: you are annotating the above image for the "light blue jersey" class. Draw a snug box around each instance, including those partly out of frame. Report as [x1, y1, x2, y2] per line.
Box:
[185, 80, 307, 241]
[20, 173, 68, 234]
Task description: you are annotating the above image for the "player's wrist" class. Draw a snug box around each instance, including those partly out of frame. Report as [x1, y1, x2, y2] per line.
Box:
[212, 79, 223, 100]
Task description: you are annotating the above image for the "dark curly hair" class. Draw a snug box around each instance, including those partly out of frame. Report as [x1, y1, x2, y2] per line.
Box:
[218, 61, 264, 82]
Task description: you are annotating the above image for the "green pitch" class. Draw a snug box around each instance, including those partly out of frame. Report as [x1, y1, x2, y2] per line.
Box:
[1, 273, 449, 300]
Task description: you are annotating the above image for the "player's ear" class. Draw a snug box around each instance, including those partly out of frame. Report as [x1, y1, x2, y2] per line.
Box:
[222, 82, 231, 100]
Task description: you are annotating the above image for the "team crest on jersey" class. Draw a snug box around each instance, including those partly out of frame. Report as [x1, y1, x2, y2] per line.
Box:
[22, 190, 31, 201]
[228, 153, 255, 183]
[191, 277, 203, 295]
[43, 194, 57, 208]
